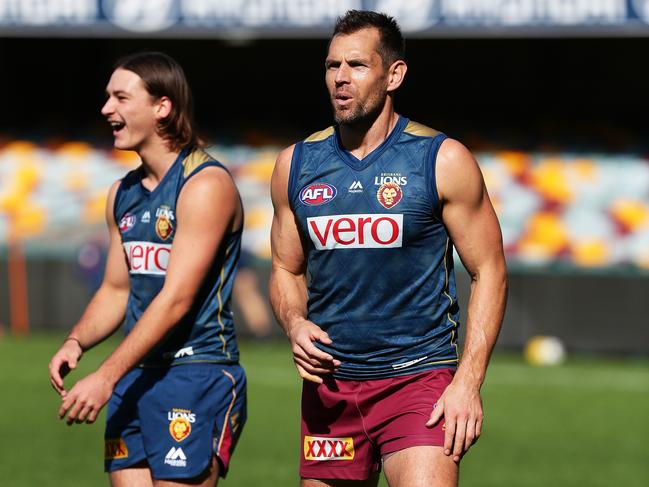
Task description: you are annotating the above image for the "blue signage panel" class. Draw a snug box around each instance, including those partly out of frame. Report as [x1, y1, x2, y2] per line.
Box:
[2, 0, 649, 37]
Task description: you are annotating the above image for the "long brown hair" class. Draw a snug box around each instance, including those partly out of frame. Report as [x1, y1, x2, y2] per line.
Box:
[115, 52, 200, 151]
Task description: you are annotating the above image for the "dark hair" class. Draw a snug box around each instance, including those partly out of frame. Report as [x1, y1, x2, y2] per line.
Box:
[115, 52, 199, 151]
[332, 10, 405, 66]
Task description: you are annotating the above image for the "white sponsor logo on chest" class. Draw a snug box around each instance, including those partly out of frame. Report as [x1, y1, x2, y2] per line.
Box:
[307, 214, 403, 250]
[123, 241, 171, 275]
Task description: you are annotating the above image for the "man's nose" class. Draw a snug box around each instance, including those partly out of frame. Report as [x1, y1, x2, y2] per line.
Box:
[101, 98, 114, 117]
[335, 63, 351, 85]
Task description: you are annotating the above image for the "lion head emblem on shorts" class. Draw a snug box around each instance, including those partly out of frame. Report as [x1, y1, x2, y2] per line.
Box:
[169, 417, 191, 442]
[377, 182, 403, 209]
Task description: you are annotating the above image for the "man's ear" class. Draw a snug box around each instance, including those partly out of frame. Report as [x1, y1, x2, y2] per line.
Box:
[387, 60, 407, 93]
[155, 96, 172, 120]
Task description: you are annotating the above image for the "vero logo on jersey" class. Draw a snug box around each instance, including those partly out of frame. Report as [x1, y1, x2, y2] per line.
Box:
[300, 183, 337, 206]
[123, 241, 171, 275]
[307, 214, 403, 250]
[304, 436, 354, 461]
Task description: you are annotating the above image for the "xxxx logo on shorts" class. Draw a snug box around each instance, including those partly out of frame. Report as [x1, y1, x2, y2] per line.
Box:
[105, 438, 129, 459]
[303, 436, 354, 461]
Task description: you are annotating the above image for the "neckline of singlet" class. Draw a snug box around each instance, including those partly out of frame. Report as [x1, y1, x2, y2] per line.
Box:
[138, 148, 189, 197]
[332, 114, 408, 171]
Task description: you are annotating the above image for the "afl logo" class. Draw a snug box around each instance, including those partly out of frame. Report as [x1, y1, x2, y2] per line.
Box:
[377, 182, 403, 209]
[300, 183, 337, 206]
[119, 214, 136, 233]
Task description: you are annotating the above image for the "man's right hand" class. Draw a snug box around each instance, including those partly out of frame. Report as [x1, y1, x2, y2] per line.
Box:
[288, 319, 341, 383]
[49, 338, 83, 396]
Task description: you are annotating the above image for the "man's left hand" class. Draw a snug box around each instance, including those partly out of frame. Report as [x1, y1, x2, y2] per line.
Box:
[425, 380, 484, 463]
[58, 371, 114, 425]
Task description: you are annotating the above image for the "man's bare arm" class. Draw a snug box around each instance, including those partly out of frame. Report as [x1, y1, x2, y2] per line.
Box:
[269, 145, 340, 383]
[426, 139, 508, 462]
[59, 167, 241, 424]
[49, 180, 130, 395]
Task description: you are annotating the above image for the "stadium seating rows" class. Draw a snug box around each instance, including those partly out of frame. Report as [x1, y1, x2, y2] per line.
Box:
[1, 140, 648, 270]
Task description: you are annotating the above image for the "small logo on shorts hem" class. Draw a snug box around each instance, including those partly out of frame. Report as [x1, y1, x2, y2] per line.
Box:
[164, 447, 187, 467]
[392, 355, 428, 370]
[105, 438, 129, 460]
[304, 436, 354, 461]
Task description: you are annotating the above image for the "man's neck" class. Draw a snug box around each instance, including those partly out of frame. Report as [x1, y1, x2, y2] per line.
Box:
[138, 139, 182, 188]
[338, 104, 399, 160]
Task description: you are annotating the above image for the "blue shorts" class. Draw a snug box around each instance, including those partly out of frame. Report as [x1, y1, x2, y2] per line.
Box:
[104, 363, 246, 480]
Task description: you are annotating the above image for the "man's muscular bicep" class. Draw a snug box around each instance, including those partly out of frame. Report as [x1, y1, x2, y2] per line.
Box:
[436, 139, 504, 273]
[271, 145, 306, 276]
[163, 168, 238, 300]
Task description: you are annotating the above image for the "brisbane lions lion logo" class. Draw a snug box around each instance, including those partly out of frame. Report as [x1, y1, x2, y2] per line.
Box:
[169, 417, 191, 442]
[155, 215, 174, 240]
[377, 182, 403, 209]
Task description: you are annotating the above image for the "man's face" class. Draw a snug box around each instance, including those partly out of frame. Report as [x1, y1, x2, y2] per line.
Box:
[325, 28, 390, 126]
[101, 68, 160, 151]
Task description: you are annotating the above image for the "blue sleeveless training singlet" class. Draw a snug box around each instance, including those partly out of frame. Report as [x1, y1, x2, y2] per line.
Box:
[288, 116, 460, 380]
[114, 147, 241, 367]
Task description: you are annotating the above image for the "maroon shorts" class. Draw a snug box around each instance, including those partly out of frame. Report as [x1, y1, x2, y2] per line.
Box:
[300, 368, 454, 481]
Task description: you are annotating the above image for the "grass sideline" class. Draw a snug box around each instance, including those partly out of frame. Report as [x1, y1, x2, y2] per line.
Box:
[1, 333, 647, 487]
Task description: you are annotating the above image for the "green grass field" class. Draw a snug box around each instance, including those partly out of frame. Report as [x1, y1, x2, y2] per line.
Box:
[1, 333, 647, 487]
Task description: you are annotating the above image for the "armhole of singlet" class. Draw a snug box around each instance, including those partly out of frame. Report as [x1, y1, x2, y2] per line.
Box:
[287, 141, 304, 211]
[426, 133, 448, 222]
[182, 160, 229, 183]
[179, 160, 234, 196]
[112, 177, 127, 224]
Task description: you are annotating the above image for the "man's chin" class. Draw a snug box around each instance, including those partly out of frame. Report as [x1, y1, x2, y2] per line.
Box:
[113, 139, 134, 151]
[334, 110, 363, 126]
[333, 105, 382, 128]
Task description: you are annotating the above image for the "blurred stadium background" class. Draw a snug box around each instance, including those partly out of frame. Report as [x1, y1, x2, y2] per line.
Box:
[1, 1, 648, 486]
